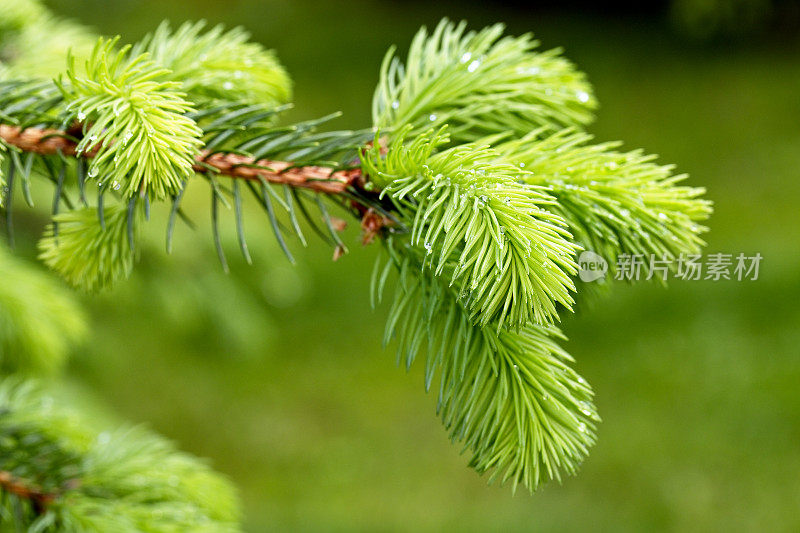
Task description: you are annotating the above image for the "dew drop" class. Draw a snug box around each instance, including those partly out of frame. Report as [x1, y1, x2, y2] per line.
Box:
[467, 60, 481, 73]
[391, 100, 400, 110]
[578, 423, 587, 433]
[223, 81, 234, 90]
[429, 113, 437, 121]
[619, 208, 631, 217]
[424, 241, 433, 254]
[460, 52, 472, 64]
[88, 167, 98, 178]
[576, 90, 590, 103]
[77, 110, 86, 121]
[112, 180, 121, 190]
[658, 212, 669, 221]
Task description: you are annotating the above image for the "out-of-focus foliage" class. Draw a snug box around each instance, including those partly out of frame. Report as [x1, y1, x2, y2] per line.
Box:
[671, 0, 773, 38]
[0, 0, 96, 79]
[0, 378, 241, 532]
[38, 205, 141, 293]
[0, 244, 86, 374]
[134, 21, 292, 106]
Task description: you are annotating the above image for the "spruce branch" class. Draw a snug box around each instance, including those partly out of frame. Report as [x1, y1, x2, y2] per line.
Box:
[0, 123, 365, 195]
[0, 8, 714, 500]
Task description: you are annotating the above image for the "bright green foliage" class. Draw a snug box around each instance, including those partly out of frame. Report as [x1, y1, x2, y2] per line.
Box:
[0, 245, 86, 374]
[38, 204, 140, 293]
[134, 21, 292, 106]
[0, 378, 240, 532]
[61, 38, 203, 199]
[362, 127, 579, 329]
[373, 19, 596, 144]
[497, 129, 712, 266]
[374, 246, 598, 491]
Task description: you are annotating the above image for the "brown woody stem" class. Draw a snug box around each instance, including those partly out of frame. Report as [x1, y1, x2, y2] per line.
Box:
[0, 470, 59, 512]
[0, 124, 392, 242]
[0, 124, 360, 193]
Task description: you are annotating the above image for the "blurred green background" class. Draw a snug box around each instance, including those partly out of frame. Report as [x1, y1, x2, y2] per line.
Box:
[20, 0, 800, 530]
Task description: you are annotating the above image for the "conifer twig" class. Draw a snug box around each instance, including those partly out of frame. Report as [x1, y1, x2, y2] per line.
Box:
[0, 470, 62, 512]
[0, 124, 362, 194]
[0, 122, 393, 237]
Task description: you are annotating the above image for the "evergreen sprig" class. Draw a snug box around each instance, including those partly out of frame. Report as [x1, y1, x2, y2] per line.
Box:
[374, 245, 598, 490]
[362, 127, 579, 329]
[60, 37, 203, 199]
[373, 19, 596, 143]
